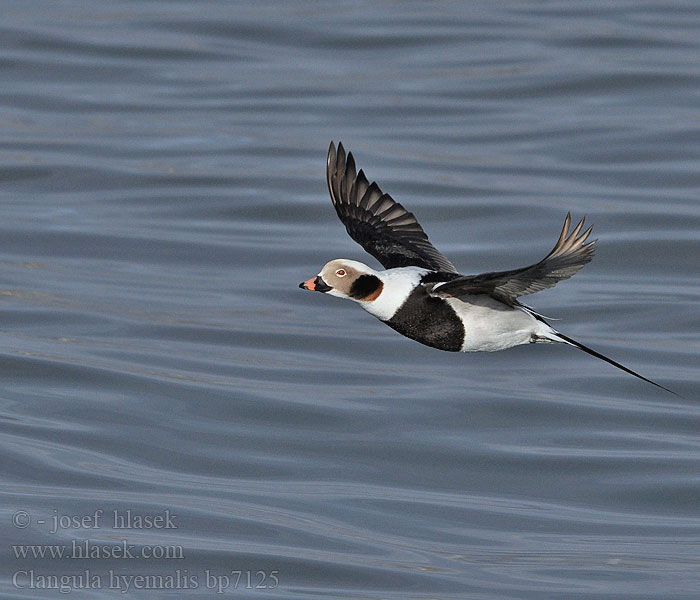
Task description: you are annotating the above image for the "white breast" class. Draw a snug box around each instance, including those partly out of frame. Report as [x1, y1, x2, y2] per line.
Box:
[359, 267, 428, 321]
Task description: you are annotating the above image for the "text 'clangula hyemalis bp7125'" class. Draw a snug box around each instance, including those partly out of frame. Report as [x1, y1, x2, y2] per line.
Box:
[300, 141, 675, 395]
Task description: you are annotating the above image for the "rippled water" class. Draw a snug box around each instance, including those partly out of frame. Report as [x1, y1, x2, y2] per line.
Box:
[2, 1, 699, 598]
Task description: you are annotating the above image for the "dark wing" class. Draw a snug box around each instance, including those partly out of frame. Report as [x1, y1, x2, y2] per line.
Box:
[430, 213, 595, 305]
[326, 141, 458, 272]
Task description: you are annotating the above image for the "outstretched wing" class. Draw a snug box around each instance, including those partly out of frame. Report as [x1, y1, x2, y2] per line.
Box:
[326, 141, 458, 272]
[430, 213, 595, 305]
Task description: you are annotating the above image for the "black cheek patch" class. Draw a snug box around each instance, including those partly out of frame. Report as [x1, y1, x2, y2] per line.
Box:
[349, 274, 382, 300]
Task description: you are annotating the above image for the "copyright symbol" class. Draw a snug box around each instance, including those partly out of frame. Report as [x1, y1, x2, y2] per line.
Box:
[12, 510, 30, 528]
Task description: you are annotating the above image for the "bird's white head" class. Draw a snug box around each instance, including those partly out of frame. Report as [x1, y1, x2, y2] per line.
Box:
[299, 259, 383, 301]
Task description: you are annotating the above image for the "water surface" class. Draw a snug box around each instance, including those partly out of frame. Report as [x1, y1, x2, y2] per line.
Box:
[2, 1, 699, 598]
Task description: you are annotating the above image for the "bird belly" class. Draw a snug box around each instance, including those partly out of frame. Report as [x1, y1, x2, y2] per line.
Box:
[445, 296, 543, 352]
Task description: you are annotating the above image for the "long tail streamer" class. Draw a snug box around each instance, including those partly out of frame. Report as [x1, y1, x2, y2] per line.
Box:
[552, 331, 677, 396]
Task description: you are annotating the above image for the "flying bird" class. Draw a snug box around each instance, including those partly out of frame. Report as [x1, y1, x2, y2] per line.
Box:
[300, 141, 673, 394]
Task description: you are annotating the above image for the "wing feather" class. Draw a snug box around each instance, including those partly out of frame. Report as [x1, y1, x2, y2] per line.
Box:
[431, 213, 596, 305]
[326, 141, 457, 272]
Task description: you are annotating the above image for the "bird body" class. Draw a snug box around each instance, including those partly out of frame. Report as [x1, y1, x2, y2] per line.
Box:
[300, 141, 674, 394]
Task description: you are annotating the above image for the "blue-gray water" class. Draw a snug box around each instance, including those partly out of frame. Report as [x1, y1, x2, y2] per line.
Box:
[2, 1, 699, 598]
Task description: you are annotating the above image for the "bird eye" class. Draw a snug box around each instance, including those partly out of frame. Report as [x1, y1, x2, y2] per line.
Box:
[335, 269, 346, 277]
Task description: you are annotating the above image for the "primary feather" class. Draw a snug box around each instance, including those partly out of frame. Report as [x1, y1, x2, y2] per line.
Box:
[430, 213, 596, 306]
[326, 141, 458, 273]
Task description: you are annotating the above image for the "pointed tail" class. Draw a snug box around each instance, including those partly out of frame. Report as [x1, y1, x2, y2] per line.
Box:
[548, 331, 677, 396]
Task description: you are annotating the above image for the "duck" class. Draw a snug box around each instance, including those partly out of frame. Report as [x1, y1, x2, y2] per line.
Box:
[300, 141, 674, 394]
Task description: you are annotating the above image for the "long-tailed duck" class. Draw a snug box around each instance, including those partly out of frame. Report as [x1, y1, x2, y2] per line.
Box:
[300, 141, 674, 394]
